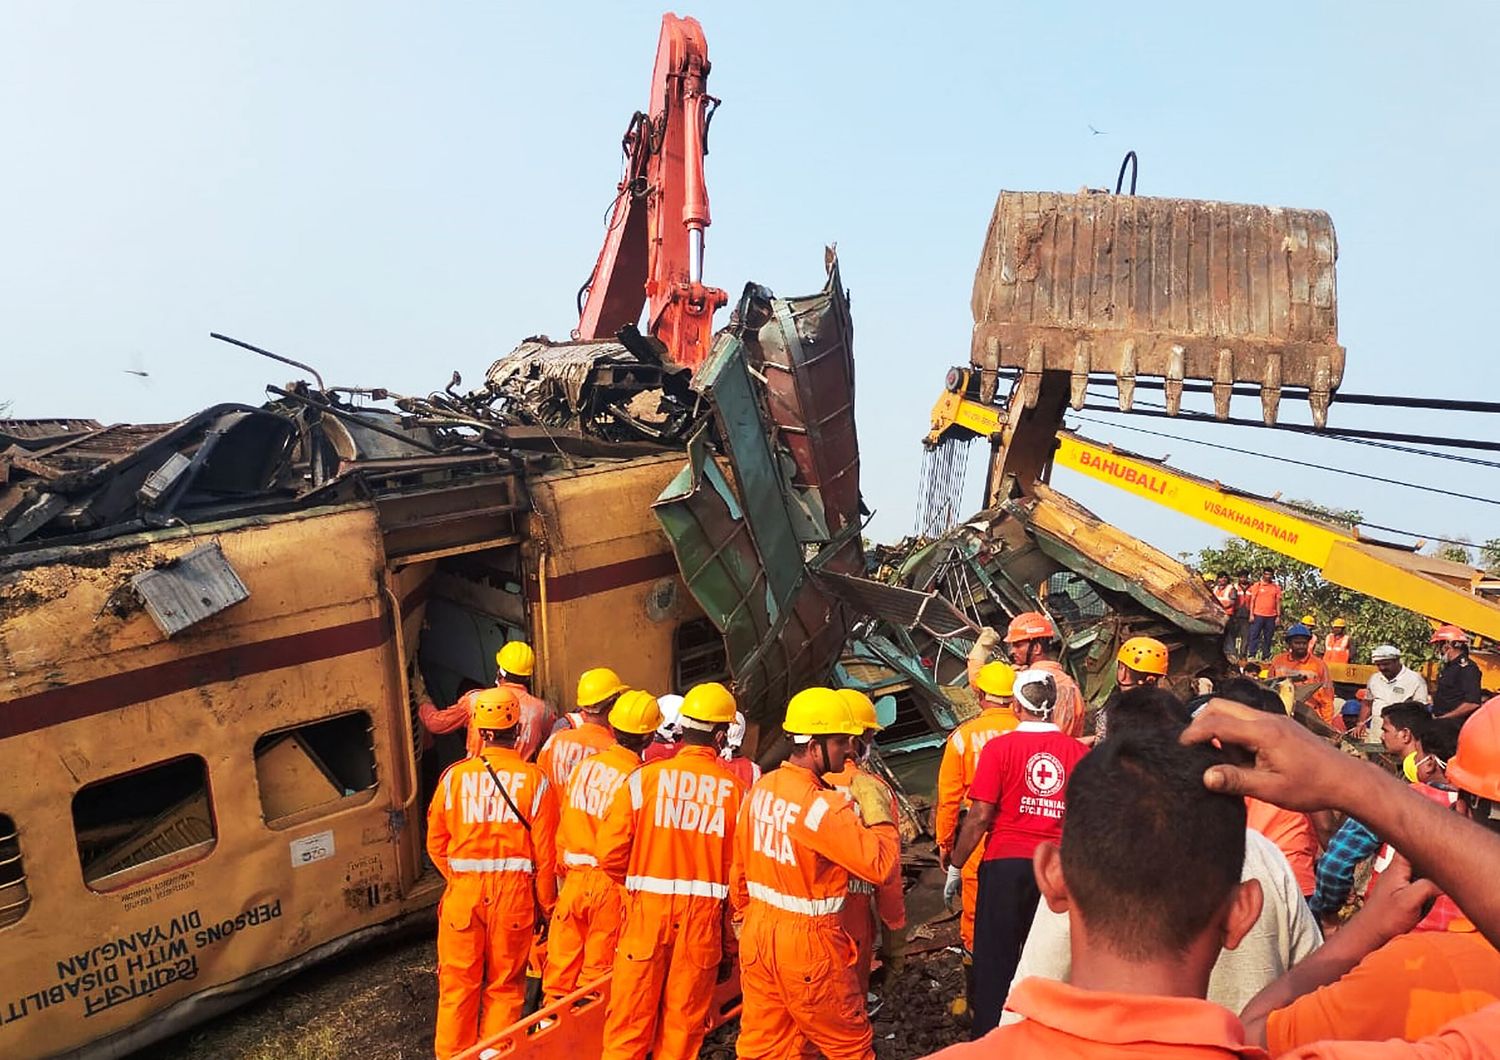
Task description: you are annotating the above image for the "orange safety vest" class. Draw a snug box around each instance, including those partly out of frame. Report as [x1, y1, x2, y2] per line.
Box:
[538, 723, 616, 796]
[1212, 583, 1239, 617]
[1323, 633, 1351, 666]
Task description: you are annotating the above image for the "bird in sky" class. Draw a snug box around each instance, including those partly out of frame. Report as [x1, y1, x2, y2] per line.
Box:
[1088, 124, 1107, 135]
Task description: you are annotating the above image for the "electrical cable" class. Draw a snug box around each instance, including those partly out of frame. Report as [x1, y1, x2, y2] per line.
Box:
[1078, 392, 1500, 465]
[1068, 415, 1500, 506]
[1066, 415, 1494, 548]
[996, 369, 1500, 416]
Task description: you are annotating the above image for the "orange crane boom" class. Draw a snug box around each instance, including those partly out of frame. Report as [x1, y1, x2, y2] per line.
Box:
[575, 12, 727, 369]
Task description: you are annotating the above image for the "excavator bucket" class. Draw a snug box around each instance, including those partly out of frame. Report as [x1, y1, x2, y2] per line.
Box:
[971, 191, 1344, 427]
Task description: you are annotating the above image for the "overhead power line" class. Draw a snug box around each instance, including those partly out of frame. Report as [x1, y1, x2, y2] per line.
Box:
[1067, 415, 1494, 549]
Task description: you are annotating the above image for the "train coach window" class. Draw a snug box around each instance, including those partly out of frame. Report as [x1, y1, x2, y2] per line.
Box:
[73, 756, 216, 891]
[254, 711, 378, 828]
[0, 815, 30, 927]
[675, 617, 729, 689]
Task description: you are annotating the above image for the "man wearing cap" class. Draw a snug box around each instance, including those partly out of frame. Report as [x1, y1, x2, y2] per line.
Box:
[1358, 645, 1430, 744]
[935, 660, 1020, 1013]
[1269, 624, 1336, 728]
[946, 670, 1090, 1037]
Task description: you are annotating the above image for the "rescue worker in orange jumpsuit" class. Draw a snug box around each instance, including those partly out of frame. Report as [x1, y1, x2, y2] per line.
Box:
[934, 660, 1017, 1015]
[971, 613, 1085, 738]
[541, 689, 662, 1005]
[824, 688, 906, 998]
[595, 681, 746, 1060]
[537, 667, 626, 793]
[425, 688, 558, 1059]
[418, 640, 553, 761]
[731, 688, 902, 1060]
[1268, 622, 1336, 727]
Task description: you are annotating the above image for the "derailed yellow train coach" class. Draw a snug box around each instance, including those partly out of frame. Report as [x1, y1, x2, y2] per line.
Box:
[0, 448, 718, 1059]
[0, 259, 866, 1058]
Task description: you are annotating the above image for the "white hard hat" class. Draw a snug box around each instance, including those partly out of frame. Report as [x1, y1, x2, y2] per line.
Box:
[1013, 669, 1058, 718]
[726, 711, 747, 750]
[1370, 644, 1403, 662]
[656, 694, 684, 739]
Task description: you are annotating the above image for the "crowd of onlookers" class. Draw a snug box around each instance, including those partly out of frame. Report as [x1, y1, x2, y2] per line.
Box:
[934, 615, 1500, 1057]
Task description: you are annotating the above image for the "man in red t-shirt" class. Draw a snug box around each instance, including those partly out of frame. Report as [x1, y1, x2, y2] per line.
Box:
[946, 669, 1090, 1037]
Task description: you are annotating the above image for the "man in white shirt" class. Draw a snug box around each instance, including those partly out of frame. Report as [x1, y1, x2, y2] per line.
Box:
[1359, 644, 1430, 744]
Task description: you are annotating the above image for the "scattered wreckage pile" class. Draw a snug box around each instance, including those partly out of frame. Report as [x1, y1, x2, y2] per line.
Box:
[2, 255, 1231, 776]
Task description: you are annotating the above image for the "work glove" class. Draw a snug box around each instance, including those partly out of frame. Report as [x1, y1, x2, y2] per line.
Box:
[969, 626, 1002, 661]
[848, 774, 895, 827]
[878, 929, 907, 976]
[943, 865, 962, 912]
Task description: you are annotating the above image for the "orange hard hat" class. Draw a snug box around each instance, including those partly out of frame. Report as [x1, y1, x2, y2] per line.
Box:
[1005, 612, 1057, 643]
[471, 687, 521, 732]
[1445, 698, 1500, 801]
[1431, 624, 1471, 646]
[1117, 636, 1170, 677]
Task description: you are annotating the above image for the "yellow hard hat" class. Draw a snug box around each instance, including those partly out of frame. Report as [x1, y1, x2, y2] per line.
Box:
[1117, 636, 1170, 677]
[471, 687, 521, 731]
[783, 687, 862, 737]
[838, 688, 880, 732]
[1331, 617, 1347, 629]
[577, 667, 628, 708]
[680, 681, 737, 725]
[495, 641, 535, 678]
[609, 689, 664, 735]
[1301, 614, 1317, 626]
[974, 661, 1016, 699]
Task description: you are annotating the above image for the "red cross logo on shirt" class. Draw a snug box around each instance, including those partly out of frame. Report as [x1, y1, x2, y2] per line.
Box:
[1025, 751, 1066, 797]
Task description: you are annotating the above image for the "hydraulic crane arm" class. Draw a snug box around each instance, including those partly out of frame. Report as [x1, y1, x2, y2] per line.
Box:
[575, 13, 727, 369]
[924, 374, 1500, 641]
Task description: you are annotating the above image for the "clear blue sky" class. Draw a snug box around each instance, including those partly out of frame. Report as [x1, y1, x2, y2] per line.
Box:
[4, 1, 1497, 561]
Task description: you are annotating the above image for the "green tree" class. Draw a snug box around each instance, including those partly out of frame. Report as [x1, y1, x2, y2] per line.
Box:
[1195, 501, 1434, 662]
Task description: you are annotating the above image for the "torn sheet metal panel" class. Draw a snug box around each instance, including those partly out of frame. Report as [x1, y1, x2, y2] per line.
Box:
[732, 252, 864, 572]
[130, 541, 250, 636]
[1023, 484, 1225, 635]
[971, 191, 1344, 423]
[814, 569, 977, 640]
[480, 336, 696, 443]
[654, 427, 847, 723]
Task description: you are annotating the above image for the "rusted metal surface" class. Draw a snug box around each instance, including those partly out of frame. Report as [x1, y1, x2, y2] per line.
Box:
[971, 191, 1344, 426]
[130, 541, 250, 636]
[654, 316, 858, 723]
[732, 250, 863, 571]
[479, 335, 697, 444]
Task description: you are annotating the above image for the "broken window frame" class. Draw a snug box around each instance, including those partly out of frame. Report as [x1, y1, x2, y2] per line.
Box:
[0, 814, 30, 928]
[252, 711, 380, 831]
[73, 755, 218, 893]
[674, 616, 731, 689]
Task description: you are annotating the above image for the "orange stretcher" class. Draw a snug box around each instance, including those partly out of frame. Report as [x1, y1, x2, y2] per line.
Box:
[455, 969, 743, 1059]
